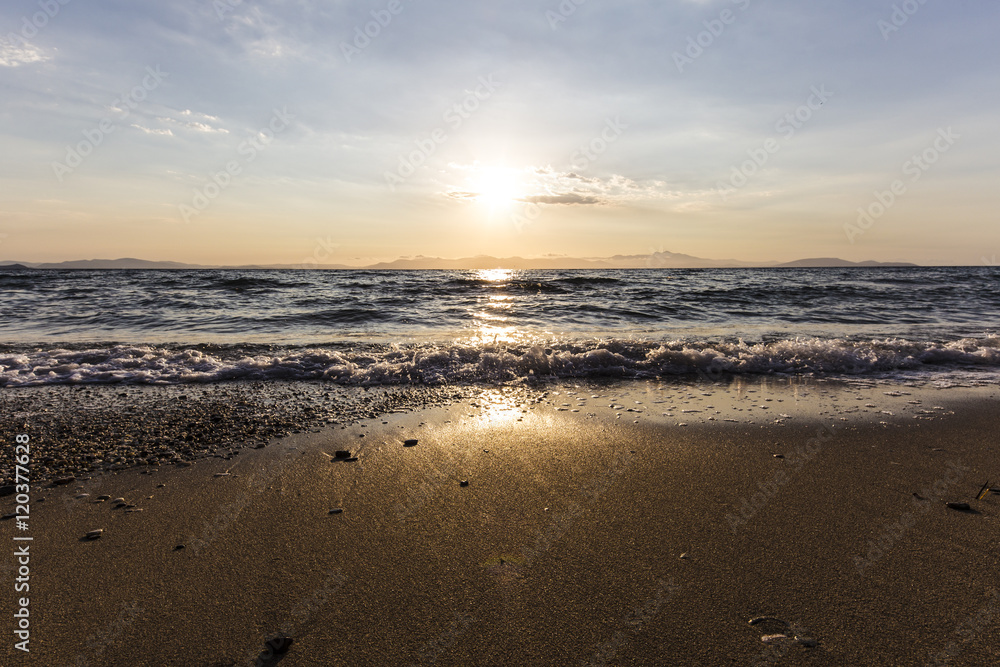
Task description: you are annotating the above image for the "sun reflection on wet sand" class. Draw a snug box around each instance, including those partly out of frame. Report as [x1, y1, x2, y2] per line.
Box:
[467, 386, 529, 425]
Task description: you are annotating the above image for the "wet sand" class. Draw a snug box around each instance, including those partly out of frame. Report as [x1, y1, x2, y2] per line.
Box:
[3, 380, 1000, 666]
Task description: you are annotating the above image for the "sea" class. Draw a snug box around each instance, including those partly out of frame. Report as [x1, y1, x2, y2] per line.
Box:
[0, 266, 998, 387]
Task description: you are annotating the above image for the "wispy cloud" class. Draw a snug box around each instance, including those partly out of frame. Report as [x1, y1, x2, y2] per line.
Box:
[519, 193, 601, 205]
[130, 124, 174, 136]
[0, 39, 49, 67]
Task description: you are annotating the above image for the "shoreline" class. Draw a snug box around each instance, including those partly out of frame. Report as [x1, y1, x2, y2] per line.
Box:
[2, 380, 999, 665]
[2, 376, 996, 487]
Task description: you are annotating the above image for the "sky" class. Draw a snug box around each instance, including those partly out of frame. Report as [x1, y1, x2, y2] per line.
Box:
[1, 0, 998, 266]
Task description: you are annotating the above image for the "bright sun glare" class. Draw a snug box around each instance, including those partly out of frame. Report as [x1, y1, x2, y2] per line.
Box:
[472, 166, 521, 212]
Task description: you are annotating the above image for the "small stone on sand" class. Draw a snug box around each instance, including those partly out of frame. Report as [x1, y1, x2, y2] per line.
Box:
[334, 450, 351, 459]
[266, 636, 294, 655]
[85, 529, 103, 540]
[329, 508, 344, 514]
[460, 480, 470, 487]
[404, 439, 418, 447]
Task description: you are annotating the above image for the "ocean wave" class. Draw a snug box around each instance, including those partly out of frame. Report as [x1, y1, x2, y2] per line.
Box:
[1, 337, 998, 387]
[554, 276, 622, 286]
[204, 277, 311, 291]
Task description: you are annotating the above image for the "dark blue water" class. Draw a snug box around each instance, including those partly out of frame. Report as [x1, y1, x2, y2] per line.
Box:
[0, 267, 998, 385]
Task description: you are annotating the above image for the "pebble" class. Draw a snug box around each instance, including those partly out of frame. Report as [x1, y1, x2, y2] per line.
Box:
[53, 477, 76, 486]
[1, 384, 531, 489]
[266, 636, 294, 655]
[460, 480, 470, 487]
[214, 472, 230, 477]
[946, 502, 972, 511]
[679, 552, 690, 560]
[404, 439, 419, 447]
[112, 497, 125, 504]
[85, 529, 103, 540]
[76, 493, 90, 499]
[97, 494, 111, 501]
[329, 508, 344, 514]
[334, 450, 352, 459]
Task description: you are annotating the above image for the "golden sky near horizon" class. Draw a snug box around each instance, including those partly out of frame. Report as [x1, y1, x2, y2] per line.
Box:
[1, 1, 998, 266]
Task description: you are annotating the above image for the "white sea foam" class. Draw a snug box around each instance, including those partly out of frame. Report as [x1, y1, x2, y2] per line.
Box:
[1, 336, 999, 387]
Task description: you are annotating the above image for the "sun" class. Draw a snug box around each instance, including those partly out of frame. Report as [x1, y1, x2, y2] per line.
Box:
[471, 166, 521, 212]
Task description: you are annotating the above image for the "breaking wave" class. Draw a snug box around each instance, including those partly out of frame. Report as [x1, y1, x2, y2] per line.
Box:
[2, 336, 999, 387]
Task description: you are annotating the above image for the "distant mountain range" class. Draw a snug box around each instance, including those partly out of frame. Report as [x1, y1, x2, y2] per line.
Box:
[0, 254, 920, 270]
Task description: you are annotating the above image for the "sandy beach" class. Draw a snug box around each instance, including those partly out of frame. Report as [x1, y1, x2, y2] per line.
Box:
[3, 379, 999, 666]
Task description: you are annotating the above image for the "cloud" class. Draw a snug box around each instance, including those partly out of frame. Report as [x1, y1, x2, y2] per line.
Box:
[445, 191, 479, 201]
[131, 124, 174, 136]
[519, 193, 601, 205]
[0, 39, 48, 67]
[156, 113, 229, 134]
